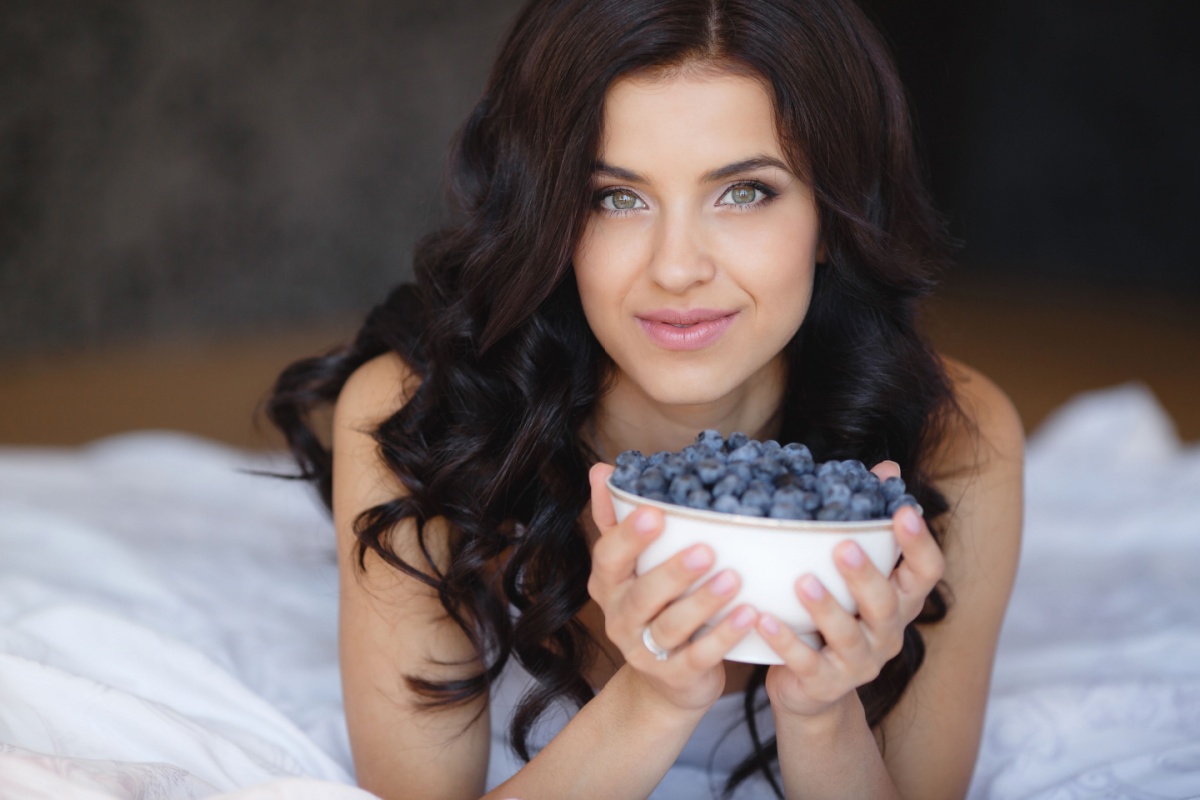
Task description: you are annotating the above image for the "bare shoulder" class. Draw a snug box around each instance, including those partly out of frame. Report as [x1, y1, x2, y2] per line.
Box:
[933, 355, 1025, 482]
[926, 355, 1024, 605]
[333, 351, 423, 545]
[335, 351, 421, 435]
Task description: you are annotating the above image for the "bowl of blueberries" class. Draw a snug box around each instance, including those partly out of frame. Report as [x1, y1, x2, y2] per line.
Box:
[606, 430, 918, 664]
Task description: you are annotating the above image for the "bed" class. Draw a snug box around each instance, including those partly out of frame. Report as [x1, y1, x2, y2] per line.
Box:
[1, 383, 1197, 799]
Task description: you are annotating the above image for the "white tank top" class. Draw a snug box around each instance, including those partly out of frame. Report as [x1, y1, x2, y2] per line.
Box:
[484, 657, 782, 799]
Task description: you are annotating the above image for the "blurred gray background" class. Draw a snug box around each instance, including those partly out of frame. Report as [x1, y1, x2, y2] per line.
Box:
[2, 0, 524, 355]
[2, 0, 1199, 445]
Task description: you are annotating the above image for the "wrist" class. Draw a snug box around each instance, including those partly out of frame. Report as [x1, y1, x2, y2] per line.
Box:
[606, 663, 710, 735]
[772, 690, 865, 740]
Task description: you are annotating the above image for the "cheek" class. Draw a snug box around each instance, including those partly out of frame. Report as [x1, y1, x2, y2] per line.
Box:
[731, 223, 818, 309]
[573, 224, 644, 316]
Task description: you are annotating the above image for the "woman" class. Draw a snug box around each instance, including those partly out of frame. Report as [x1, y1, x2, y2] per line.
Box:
[268, 0, 1023, 797]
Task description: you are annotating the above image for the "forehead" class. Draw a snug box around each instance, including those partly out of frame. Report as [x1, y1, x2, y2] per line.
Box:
[597, 69, 784, 167]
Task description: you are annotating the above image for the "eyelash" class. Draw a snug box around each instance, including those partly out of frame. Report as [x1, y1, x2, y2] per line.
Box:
[591, 181, 779, 217]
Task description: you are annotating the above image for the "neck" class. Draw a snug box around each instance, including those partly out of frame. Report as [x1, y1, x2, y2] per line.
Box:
[590, 355, 787, 462]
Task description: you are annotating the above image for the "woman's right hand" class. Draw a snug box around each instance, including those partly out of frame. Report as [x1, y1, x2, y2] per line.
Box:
[586, 463, 759, 712]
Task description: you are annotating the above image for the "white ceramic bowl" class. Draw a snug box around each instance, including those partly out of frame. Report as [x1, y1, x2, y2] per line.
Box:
[608, 480, 900, 665]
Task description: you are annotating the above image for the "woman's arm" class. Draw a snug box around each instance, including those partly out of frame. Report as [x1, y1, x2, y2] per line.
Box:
[333, 353, 491, 799]
[755, 359, 1024, 799]
[334, 354, 731, 800]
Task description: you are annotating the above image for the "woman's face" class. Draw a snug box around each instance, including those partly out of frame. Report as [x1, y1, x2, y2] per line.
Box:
[574, 68, 822, 413]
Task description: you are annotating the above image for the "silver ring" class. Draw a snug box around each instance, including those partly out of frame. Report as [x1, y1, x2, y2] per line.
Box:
[642, 625, 670, 661]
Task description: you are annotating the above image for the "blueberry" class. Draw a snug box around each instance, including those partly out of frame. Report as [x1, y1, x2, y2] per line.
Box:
[795, 473, 818, 492]
[679, 444, 709, 464]
[781, 442, 812, 462]
[799, 490, 821, 512]
[881, 476, 906, 502]
[643, 490, 669, 504]
[737, 503, 766, 517]
[615, 450, 646, 471]
[817, 460, 841, 480]
[849, 493, 875, 517]
[745, 479, 774, 498]
[728, 441, 763, 463]
[646, 450, 670, 468]
[887, 494, 920, 515]
[611, 464, 641, 490]
[686, 487, 713, 510]
[774, 486, 805, 506]
[696, 458, 727, 485]
[713, 494, 741, 514]
[725, 432, 750, 451]
[659, 455, 688, 482]
[817, 504, 848, 521]
[769, 502, 809, 520]
[637, 468, 667, 495]
[740, 488, 772, 511]
[727, 461, 754, 483]
[711, 473, 747, 498]
[774, 472, 801, 489]
[750, 456, 786, 480]
[695, 429, 725, 452]
[819, 480, 852, 506]
[761, 439, 783, 457]
[669, 474, 703, 504]
[842, 459, 870, 477]
[787, 455, 815, 476]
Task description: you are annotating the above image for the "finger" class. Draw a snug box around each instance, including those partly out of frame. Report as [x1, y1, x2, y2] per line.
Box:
[588, 505, 665, 587]
[833, 541, 902, 655]
[870, 459, 901, 482]
[757, 612, 824, 679]
[647, 568, 741, 650]
[621, 542, 715, 625]
[589, 462, 618, 530]
[795, 573, 871, 665]
[681, 604, 758, 671]
[889, 505, 945, 619]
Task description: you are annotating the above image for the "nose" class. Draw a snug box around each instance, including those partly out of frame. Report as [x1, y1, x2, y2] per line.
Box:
[646, 208, 716, 293]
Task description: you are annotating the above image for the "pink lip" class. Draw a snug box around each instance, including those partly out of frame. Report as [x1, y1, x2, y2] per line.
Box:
[636, 309, 738, 351]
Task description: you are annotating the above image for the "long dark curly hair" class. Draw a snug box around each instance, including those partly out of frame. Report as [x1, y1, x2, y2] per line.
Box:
[267, 0, 964, 795]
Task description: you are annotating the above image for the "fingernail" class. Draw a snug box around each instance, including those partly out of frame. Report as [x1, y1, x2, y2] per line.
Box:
[684, 545, 713, 571]
[709, 569, 737, 595]
[801, 575, 825, 601]
[901, 508, 921, 537]
[759, 613, 780, 635]
[837, 542, 865, 569]
[732, 606, 756, 629]
[634, 510, 659, 535]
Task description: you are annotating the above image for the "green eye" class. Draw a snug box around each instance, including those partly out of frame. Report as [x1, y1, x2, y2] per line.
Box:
[611, 191, 638, 210]
[730, 185, 757, 204]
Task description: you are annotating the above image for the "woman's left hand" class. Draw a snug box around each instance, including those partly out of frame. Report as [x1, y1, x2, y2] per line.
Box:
[757, 461, 946, 719]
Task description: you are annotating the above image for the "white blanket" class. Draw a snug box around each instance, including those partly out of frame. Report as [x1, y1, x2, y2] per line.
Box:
[0, 383, 1197, 799]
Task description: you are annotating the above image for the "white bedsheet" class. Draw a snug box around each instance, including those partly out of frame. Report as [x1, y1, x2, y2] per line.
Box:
[0, 383, 1197, 799]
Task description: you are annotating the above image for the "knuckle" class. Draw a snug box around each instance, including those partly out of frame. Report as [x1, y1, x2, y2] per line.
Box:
[859, 663, 884, 685]
[930, 551, 947, 581]
[876, 590, 900, 620]
[592, 547, 625, 578]
[793, 654, 821, 679]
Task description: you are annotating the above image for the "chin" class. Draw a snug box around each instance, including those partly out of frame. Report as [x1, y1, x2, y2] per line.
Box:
[635, 368, 749, 409]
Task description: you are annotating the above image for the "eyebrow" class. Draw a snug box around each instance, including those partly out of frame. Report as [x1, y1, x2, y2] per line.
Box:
[592, 155, 793, 184]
